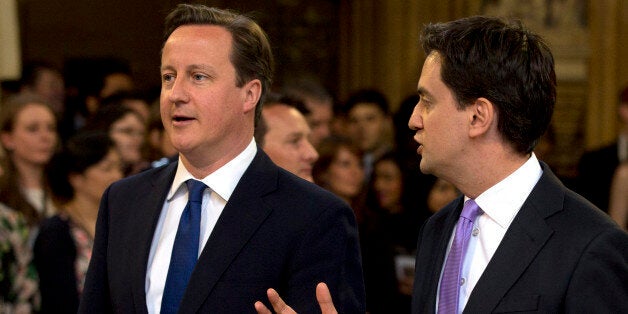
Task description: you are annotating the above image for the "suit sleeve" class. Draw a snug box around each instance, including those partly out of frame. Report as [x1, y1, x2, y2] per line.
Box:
[78, 186, 113, 313]
[283, 202, 365, 313]
[565, 227, 628, 312]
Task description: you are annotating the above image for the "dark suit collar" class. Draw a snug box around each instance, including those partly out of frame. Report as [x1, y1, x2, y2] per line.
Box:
[463, 162, 562, 313]
[179, 150, 279, 313]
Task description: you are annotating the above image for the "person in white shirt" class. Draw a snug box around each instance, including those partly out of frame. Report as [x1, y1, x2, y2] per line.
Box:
[256, 15, 628, 314]
[79, 4, 365, 313]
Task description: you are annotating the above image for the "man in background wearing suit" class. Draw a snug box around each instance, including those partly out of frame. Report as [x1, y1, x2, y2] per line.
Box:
[79, 4, 364, 313]
[254, 93, 319, 182]
[257, 15, 627, 314]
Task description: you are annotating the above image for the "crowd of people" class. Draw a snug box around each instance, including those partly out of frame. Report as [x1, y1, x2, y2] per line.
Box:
[0, 55, 454, 313]
[0, 3, 626, 313]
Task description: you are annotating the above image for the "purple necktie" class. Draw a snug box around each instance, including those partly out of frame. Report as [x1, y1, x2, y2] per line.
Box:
[438, 199, 482, 314]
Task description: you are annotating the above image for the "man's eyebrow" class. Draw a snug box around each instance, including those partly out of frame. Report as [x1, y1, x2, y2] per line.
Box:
[160, 65, 175, 72]
[188, 64, 213, 71]
[417, 87, 431, 99]
[159, 64, 215, 72]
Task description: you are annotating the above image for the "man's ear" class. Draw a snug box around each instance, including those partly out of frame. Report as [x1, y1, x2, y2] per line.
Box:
[243, 79, 262, 113]
[468, 97, 495, 138]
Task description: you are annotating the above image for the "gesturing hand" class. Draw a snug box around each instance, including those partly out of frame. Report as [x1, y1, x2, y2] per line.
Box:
[254, 282, 338, 314]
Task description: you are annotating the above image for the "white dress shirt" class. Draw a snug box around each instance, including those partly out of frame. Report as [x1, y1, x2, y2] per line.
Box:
[145, 139, 257, 314]
[437, 153, 543, 313]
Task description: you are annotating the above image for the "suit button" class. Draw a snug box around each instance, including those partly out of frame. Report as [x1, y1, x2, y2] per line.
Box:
[472, 228, 479, 236]
[460, 277, 466, 286]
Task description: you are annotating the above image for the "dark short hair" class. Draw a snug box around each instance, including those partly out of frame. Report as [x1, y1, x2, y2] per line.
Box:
[345, 89, 390, 116]
[421, 16, 556, 154]
[83, 103, 142, 133]
[47, 131, 114, 204]
[163, 4, 274, 126]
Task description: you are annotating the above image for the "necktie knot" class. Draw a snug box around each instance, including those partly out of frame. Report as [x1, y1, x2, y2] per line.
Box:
[186, 179, 206, 204]
[461, 199, 482, 222]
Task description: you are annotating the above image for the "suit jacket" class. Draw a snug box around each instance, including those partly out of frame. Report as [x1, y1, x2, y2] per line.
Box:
[412, 163, 628, 313]
[79, 150, 365, 313]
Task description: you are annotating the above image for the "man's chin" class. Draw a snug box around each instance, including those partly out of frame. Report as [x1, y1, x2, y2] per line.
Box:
[418, 160, 432, 175]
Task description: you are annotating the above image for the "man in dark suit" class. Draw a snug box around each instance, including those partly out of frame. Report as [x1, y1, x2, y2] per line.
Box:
[257, 16, 628, 314]
[78, 4, 364, 313]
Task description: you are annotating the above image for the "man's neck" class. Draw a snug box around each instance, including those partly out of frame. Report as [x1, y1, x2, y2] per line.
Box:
[454, 150, 531, 199]
[181, 137, 252, 179]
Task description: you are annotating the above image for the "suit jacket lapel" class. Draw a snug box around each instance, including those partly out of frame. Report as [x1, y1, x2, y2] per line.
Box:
[130, 162, 178, 313]
[179, 150, 277, 313]
[464, 164, 562, 313]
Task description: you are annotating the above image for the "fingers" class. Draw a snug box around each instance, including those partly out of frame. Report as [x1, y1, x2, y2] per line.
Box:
[316, 283, 338, 314]
[256, 284, 336, 314]
[267, 288, 297, 314]
[254, 301, 273, 314]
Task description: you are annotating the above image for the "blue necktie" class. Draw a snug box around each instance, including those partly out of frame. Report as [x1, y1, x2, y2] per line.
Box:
[438, 199, 482, 314]
[161, 179, 207, 314]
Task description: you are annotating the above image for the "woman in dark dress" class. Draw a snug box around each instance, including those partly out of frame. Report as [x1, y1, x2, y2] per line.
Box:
[34, 131, 122, 313]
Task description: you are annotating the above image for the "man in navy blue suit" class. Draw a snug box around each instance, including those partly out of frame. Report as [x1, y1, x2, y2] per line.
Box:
[79, 4, 364, 313]
[257, 15, 627, 314]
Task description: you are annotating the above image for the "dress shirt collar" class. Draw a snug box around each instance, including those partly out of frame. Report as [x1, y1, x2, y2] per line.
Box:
[167, 138, 258, 201]
[467, 153, 543, 229]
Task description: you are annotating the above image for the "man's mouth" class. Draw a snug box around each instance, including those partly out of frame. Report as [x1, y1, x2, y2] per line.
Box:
[173, 115, 193, 122]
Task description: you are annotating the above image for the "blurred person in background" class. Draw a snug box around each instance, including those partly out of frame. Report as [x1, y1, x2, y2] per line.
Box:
[19, 61, 65, 118]
[255, 93, 318, 182]
[0, 202, 40, 312]
[363, 151, 424, 313]
[0, 93, 58, 229]
[100, 90, 152, 124]
[345, 89, 395, 181]
[313, 136, 389, 312]
[426, 176, 459, 214]
[282, 77, 334, 148]
[609, 161, 628, 230]
[82, 105, 147, 176]
[60, 58, 135, 141]
[144, 100, 178, 169]
[35, 131, 122, 313]
[313, 136, 365, 213]
[577, 86, 628, 212]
